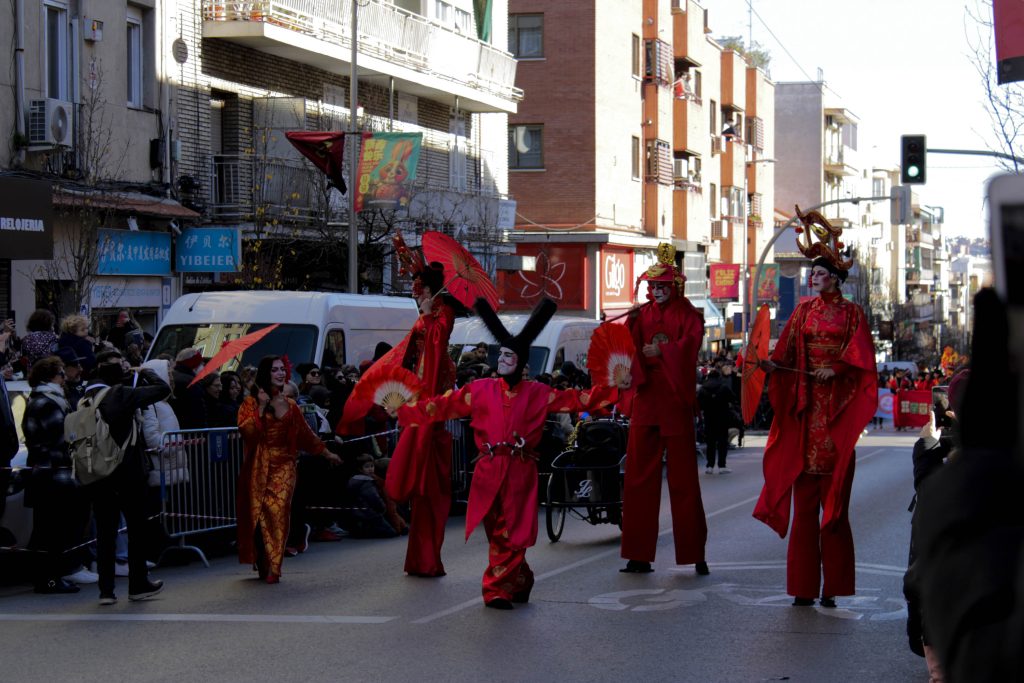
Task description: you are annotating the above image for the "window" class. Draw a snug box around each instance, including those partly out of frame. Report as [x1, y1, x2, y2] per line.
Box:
[709, 101, 717, 136]
[693, 70, 702, 98]
[632, 34, 641, 78]
[509, 14, 543, 58]
[509, 124, 543, 169]
[127, 9, 143, 107]
[45, 2, 69, 100]
[645, 139, 672, 185]
[746, 116, 764, 151]
[872, 178, 885, 197]
[631, 136, 640, 180]
[644, 39, 673, 86]
[710, 183, 718, 218]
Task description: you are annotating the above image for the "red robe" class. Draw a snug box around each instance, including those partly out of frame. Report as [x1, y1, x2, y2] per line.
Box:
[620, 296, 704, 433]
[753, 292, 877, 537]
[398, 379, 616, 548]
[237, 396, 325, 576]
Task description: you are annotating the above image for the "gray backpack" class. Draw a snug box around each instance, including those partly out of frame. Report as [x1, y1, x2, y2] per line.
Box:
[64, 387, 137, 485]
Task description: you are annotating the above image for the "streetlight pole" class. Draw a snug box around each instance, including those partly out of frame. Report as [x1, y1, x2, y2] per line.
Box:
[739, 157, 775, 348]
[347, 0, 359, 293]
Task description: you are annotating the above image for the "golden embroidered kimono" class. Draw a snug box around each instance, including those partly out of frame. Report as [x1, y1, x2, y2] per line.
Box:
[236, 396, 325, 578]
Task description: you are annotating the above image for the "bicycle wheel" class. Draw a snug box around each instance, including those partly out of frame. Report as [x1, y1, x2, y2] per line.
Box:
[545, 473, 566, 542]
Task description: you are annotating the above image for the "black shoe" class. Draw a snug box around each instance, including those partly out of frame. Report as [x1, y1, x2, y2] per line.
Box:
[34, 578, 80, 594]
[819, 596, 837, 608]
[792, 597, 815, 607]
[695, 561, 710, 576]
[511, 590, 531, 604]
[99, 593, 117, 606]
[128, 579, 164, 601]
[485, 598, 514, 610]
[620, 560, 654, 573]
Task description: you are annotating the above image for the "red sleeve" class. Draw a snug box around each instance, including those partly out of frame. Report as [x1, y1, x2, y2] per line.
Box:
[237, 396, 264, 443]
[397, 384, 472, 427]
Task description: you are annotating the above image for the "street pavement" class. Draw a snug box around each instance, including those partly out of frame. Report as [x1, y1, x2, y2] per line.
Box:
[0, 429, 925, 683]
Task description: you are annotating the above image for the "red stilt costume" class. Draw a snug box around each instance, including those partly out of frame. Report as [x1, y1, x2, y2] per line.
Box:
[752, 208, 877, 602]
[399, 299, 617, 608]
[618, 244, 707, 572]
[339, 239, 458, 577]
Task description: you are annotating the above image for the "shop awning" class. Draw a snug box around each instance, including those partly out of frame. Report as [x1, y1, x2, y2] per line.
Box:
[691, 298, 724, 329]
[53, 187, 200, 220]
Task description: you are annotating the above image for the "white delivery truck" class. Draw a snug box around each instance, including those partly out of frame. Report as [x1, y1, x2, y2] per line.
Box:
[149, 291, 419, 375]
[449, 314, 600, 377]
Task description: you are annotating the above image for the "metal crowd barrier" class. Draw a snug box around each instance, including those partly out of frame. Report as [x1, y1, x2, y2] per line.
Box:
[155, 427, 245, 567]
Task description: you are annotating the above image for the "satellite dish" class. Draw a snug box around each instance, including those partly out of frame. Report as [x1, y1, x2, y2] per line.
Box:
[172, 38, 188, 65]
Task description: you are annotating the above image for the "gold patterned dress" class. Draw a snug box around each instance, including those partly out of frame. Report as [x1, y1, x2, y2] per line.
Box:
[236, 396, 325, 579]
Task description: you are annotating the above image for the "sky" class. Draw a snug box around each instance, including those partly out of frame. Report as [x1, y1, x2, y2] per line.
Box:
[707, 0, 1004, 239]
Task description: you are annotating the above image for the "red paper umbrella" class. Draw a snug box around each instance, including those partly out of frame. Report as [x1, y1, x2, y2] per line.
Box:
[188, 324, 280, 387]
[741, 305, 771, 424]
[421, 231, 499, 311]
[587, 322, 636, 389]
[351, 364, 424, 413]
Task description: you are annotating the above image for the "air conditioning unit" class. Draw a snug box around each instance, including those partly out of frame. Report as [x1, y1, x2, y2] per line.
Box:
[28, 98, 75, 147]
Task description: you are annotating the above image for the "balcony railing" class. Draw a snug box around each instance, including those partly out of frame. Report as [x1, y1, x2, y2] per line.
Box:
[209, 154, 325, 223]
[201, 0, 522, 109]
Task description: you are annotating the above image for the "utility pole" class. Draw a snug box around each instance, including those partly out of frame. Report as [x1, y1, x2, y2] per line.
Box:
[348, 0, 360, 293]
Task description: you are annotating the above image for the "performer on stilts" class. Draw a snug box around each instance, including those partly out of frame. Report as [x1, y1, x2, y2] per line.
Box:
[619, 243, 709, 576]
[753, 207, 877, 608]
[340, 235, 460, 577]
[396, 298, 621, 609]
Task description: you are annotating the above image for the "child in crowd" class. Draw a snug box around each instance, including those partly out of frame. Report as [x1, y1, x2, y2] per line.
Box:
[345, 454, 398, 538]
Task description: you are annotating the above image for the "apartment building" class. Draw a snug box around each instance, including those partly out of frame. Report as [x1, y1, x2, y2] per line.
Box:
[1, 0, 518, 336]
[503, 0, 773, 343]
[773, 80, 862, 322]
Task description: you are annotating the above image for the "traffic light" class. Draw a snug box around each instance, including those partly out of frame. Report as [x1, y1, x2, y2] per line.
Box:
[900, 134, 927, 184]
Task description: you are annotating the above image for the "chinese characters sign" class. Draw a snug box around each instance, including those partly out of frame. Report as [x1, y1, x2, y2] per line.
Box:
[97, 229, 171, 276]
[709, 264, 740, 299]
[176, 228, 241, 272]
[355, 132, 423, 211]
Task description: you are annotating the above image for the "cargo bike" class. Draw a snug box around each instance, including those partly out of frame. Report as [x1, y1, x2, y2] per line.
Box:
[543, 417, 629, 542]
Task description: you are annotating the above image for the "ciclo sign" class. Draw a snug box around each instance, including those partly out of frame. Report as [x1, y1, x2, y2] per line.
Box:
[602, 248, 633, 306]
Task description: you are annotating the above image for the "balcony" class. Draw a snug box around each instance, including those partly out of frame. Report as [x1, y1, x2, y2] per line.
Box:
[823, 155, 856, 177]
[201, 0, 521, 113]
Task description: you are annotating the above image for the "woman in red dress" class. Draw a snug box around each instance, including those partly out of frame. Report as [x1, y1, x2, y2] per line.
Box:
[237, 355, 340, 583]
[754, 210, 877, 608]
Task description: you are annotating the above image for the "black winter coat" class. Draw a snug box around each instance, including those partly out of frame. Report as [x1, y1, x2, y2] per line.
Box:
[22, 386, 70, 469]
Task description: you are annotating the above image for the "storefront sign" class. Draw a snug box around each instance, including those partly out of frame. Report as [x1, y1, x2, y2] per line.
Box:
[97, 229, 171, 276]
[354, 132, 423, 211]
[601, 247, 633, 307]
[90, 277, 164, 309]
[0, 177, 53, 259]
[710, 264, 741, 299]
[176, 227, 241, 272]
[499, 244, 587, 310]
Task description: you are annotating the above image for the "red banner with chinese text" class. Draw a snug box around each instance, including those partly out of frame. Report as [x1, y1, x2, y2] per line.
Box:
[894, 390, 931, 429]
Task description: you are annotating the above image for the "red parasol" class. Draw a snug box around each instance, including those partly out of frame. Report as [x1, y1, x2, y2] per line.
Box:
[741, 305, 771, 424]
[188, 324, 280, 387]
[421, 231, 499, 311]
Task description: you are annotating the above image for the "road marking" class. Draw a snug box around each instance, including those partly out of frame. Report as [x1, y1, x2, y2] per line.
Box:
[415, 445, 901, 624]
[0, 613, 395, 624]
[590, 588, 707, 611]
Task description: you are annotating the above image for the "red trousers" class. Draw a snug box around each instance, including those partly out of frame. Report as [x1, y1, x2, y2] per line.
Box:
[404, 443, 451, 576]
[621, 424, 707, 565]
[480, 488, 534, 603]
[787, 470, 855, 598]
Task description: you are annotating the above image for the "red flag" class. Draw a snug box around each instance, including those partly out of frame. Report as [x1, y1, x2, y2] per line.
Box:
[285, 131, 347, 192]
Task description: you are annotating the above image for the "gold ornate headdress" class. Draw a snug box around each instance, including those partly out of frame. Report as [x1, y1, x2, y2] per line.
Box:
[634, 242, 686, 300]
[793, 206, 852, 272]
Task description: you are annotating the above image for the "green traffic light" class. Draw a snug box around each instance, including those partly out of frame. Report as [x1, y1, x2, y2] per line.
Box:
[907, 166, 920, 178]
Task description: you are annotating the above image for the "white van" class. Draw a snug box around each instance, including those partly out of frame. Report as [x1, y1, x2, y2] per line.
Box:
[449, 314, 600, 377]
[149, 291, 419, 374]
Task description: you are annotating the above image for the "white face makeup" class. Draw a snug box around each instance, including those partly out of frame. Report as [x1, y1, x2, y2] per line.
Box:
[649, 282, 672, 304]
[810, 266, 835, 293]
[270, 362, 287, 387]
[497, 347, 518, 376]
